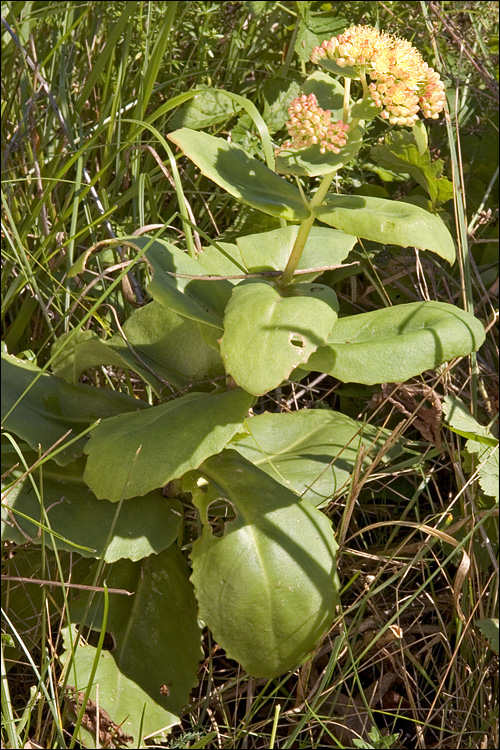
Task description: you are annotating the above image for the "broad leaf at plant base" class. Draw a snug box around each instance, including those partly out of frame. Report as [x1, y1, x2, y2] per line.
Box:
[314, 193, 456, 264]
[1, 452, 183, 563]
[190, 450, 340, 678]
[167, 128, 310, 221]
[84, 388, 255, 501]
[135, 235, 233, 328]
[300, 301, 485, 385]
[220, 280, 339, 396]
[61, 546, 202, 746]
[232, 410, 407, 506]
[51, 302, 225, 396]
[1, 354, 148, 466]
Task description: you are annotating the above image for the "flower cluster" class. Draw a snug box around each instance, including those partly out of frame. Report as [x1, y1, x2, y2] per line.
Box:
[277, 93, 349, 155]
[311, 26, 446, 127]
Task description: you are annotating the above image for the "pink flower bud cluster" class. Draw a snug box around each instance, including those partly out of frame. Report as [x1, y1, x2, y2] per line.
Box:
[277, 93, 349, 155]
[311, 26, 446, 127]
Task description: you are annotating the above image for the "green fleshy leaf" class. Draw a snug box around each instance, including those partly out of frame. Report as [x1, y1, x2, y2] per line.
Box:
[61, 547, 202, 744]
[236, 225, 357, 281]
[1, 353, 148, 466]
[314, 193, 456, 263]
[262, 78, 302, 132]
[135, 235, 232, 328]
[51, 302, 225, 396]
[301, 71, 345, 115]
[233, 409, 407, 506]
[190, 450, 340, 678]
[220, 280, 338, 396]
[196, 242, 248, 277]
[1, 452, 183, 563]
[315, 58, 360, 79]
[301, 301, 485, 384]
[275, 127, 363, 177]
[83, 388, 255, 500]
[350, 97, 383, 120]
[442, 395, 498, 445]
[370, 130, 454, 206]
[168, 128, 310, 221]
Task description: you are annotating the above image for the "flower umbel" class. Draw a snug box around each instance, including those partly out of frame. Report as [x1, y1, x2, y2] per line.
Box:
[311, 26, 446, 127]
[277, 93, 349, 155]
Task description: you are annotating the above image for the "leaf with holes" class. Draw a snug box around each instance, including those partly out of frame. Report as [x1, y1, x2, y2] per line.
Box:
[219, 280, 338, 396]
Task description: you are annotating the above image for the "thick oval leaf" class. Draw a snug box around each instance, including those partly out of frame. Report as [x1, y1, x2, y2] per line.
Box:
[2, 452, 183, 563]
[301, 301, 485, 384]
[167, 128, 310, 221]
[275, 127, 363, 177]
[314, 194, 456, 263]
[220, 280, 339, 396]
[51, 302, 224, 396]
[190, 451, 339, 678]
[1, 354, 148, 466]
[61, 547, 202, 743]
[350, 98, 383, 120]
[233, 410, 405, 506]
[133, 235, 232, 329]
[197, 241, 248, 278]
[301, 71, 345, 115]
[84, 388, 255, 501]
[236, 225, 357, 281]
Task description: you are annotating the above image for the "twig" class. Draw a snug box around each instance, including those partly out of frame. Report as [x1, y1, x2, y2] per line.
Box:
[3, 576, 134, 595]
[165, 261, 359, 281]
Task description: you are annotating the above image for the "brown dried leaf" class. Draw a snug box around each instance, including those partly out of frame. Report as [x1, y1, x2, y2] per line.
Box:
[65, 687, 134, 748]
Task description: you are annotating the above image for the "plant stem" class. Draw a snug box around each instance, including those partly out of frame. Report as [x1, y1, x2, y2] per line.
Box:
[361, 72, 369, 97]
[279, 170, 336, 286]
[343, 77, 351, 123]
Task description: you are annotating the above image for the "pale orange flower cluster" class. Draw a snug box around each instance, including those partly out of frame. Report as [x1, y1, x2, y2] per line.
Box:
[311, 26, 446, 127]
[277, 93, 349, 155]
